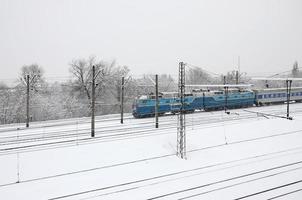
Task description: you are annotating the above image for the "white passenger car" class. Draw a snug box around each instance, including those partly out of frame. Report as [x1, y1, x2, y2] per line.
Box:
[254, 87, 302, 105]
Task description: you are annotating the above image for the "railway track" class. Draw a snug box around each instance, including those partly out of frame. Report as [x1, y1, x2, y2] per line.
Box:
[46, 150, 302, 200]
[1, 104, 302, 154]
[0, 110, 284, 146]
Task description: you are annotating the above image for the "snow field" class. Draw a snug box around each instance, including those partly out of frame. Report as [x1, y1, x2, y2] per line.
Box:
[1, 104, 302, 199]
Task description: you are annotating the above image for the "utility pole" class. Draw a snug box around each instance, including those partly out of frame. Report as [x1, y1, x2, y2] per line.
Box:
[16, 128, 20, 183]
[224, 86, 229, 113]
[223, 75, 229, 113]
[235, 71, 239, 84]
[238, 56, 240, 74]
[120, 76, 124, 124]
[177, 62, 186, 159]
[286, 80, 292, 120]
[91, 65, 95, 137]
[155, 74, 159, 128]
[26, 75, 30, 128]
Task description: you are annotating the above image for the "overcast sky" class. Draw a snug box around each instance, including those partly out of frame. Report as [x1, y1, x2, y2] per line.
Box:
[1, 0, 302, 81]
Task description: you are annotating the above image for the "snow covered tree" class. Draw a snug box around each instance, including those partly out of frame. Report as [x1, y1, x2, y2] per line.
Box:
[19, 64, 45, 90]
[221, 70, 248, 84]
[186, 67, 212, 84]
[158, 74, 176, 92]
[292, 61, 299, 77]
[69, 56, 114, 102]
[109, 65, 130, 102]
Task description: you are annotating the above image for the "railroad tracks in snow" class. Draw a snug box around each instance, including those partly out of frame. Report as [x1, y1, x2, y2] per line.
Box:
[1, 105, 302, 155]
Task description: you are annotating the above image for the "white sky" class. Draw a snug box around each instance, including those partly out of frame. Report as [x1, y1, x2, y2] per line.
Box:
[0, 0, 302, 81]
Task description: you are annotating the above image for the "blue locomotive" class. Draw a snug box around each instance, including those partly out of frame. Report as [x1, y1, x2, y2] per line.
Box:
[132, 87, 302, 118]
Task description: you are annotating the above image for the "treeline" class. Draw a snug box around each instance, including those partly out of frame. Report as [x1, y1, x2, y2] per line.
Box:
[0, 58, 301, 125]
[0, 56, 177, 124]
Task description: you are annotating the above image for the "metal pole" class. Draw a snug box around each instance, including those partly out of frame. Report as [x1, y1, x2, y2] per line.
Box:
[16, 128, 20, 183]
[223, 76, 226, 85]
[91, 65, 95, 137]
[224, 86, 228, 113]
[177, 62, 186, 159]
[286, 80, 292, 119]
[26, 75, 29, 128]
[120, 76, 124, 124]
[155, 74, 159, 128]
[235, 71, 239, 84]
[238, 56, 240, 73]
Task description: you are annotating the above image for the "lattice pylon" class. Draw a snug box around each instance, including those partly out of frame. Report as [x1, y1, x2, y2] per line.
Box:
[177, 62, 186, 159]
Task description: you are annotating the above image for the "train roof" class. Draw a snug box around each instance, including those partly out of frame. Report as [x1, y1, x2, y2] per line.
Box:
[253, 87, 302, 92]
[252, 77, 302, 81]
[186, 84, 253, 88]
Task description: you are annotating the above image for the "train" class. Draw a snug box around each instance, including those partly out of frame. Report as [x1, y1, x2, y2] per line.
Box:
[132, 86, 302, 118]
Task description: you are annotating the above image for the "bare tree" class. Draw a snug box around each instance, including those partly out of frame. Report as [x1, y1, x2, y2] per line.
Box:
[19, 64, 44, 90]
[0, 83, 10, 124]
[222, 70, 248, 84]
[108, 65, 130, 102]
[158, 74, 176, 92]
[292, 61, 300, 77]
[0, 82, 8, 89]
[69, 56, 113, 102]
[186, 67, 212, 84]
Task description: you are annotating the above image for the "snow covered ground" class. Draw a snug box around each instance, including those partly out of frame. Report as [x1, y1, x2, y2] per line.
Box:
[1, 104, 302, 199]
